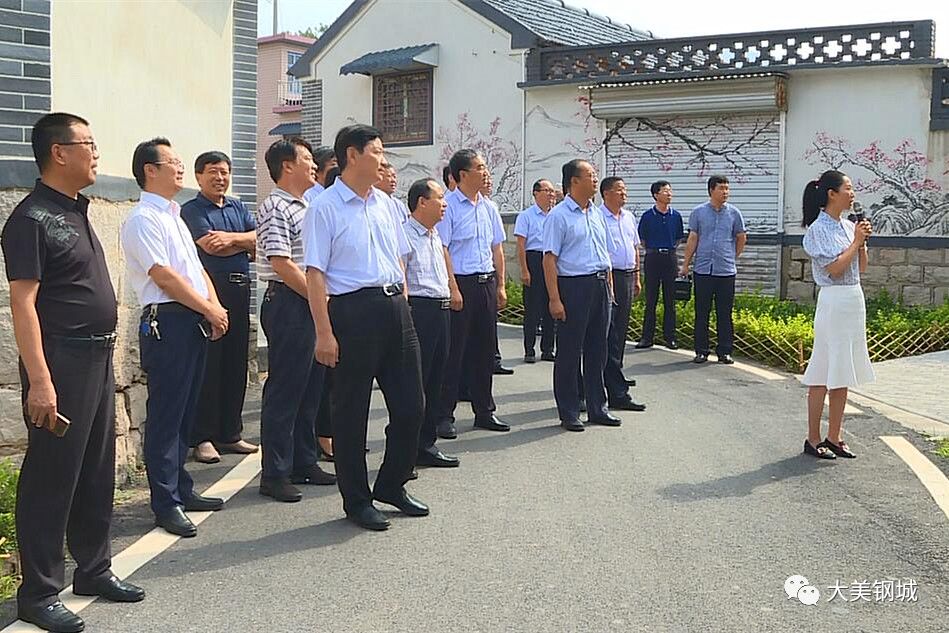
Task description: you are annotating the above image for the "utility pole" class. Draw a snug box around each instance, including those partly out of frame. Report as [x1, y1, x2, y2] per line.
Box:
[272, 0, 279, 35]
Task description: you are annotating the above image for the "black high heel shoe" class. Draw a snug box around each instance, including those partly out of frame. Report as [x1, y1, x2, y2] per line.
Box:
[819, 438, 856, 459]
[804, 439, 836, 460]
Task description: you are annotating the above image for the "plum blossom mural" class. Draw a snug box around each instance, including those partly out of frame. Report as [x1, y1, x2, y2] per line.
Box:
[804, 133, 949, 236]
[437, 113, 521, 212]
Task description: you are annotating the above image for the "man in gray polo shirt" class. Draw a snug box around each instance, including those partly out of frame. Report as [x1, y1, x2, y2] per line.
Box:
[680, 175, 747, 365]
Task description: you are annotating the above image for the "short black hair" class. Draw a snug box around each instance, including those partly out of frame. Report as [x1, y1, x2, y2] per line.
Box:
[194, 151, 231, 173]
[707, 174, 729, 194]
[650, 180, 671, 198]
[532, 179, 551, 193]
[408, 178, 437, 212]
[449, 149, 479, 184]
[324, 166, 340, 188]
[265, 137, 312, 184]
[599, 176, 624, 197]
[312, 146, 336, 172]
[561, 159, 587, 193]
[31, 112, 90, 172]
[442, 165, 452, 188]
[132, 137, 172, 189]
[333, 124, 382, 172]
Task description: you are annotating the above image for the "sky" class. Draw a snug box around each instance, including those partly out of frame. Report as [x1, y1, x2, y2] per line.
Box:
[258, 0, 949, 58]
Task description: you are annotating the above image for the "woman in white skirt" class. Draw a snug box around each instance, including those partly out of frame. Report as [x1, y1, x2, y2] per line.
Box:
[801, 169, 874, 460]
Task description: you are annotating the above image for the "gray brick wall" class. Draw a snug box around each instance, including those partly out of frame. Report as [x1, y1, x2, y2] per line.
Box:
[301, 79, 322, 146]
[0, 0, 50, 163]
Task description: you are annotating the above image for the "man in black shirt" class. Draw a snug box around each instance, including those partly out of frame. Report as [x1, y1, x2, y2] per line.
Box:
[1, 113, 145, 633]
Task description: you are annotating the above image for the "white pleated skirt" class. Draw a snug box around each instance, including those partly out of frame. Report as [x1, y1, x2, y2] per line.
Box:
[802, 284, 875, 389]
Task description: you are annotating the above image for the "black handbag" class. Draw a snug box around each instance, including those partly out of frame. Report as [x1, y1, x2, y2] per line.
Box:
[674, 274, 692, 302]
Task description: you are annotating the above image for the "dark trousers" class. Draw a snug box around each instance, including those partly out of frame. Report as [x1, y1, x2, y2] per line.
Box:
[329, 291, 423, 513]
[409, 297, 450, 450]
[140, 308, 208, 516]
[642, 251, 678, 344]
[259, 282, 322, 480]
[553, 275, 610, 422]
[16, 338, 115, 609]
[604, 270, 636, 403]
[523, 250, 555, 356]
[694, 273, 736, 356]
[191, 272, 250, 446]
[437, 274, 498, 420]
[316, 370, 333, 439]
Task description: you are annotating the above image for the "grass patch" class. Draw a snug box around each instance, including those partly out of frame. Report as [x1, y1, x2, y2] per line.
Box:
[0, 459, 18, 600]
[935, 438, 949, 460]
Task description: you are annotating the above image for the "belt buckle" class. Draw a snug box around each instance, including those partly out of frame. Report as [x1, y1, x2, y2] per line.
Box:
[596, 271, 607, 280]
[477, 274, 490, 283]
[383, 283, 400, 296]
[229, 273, 246, 283]
[439, 299, 451, 310]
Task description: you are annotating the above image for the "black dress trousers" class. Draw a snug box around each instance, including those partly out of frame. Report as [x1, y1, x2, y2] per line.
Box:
[16, 337, 116, 610]
[191, 271, 251, 446]
[553, 274, 611, 423]
[408, 297, 451, 450]
[604, 269, 636, 403]
[641, 251, 678, 345]
[693, 273, 737, 357]
[522, 250, 555, 357]
[437, 273, 497, 422]
[259, 282, 323, 481]
[328, 290, 424, 514]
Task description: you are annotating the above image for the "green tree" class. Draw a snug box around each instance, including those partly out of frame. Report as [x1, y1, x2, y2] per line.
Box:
[298, 23, 329, 39]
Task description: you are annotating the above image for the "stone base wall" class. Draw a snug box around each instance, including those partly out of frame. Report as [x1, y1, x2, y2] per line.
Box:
[0, 189, 258, 482]
[783, 245, 949, 305]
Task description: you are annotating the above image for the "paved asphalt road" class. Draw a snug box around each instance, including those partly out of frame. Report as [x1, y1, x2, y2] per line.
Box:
[54, 328, 949, 631]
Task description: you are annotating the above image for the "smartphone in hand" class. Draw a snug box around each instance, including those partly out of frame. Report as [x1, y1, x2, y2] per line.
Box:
[51, 412, 71, 437]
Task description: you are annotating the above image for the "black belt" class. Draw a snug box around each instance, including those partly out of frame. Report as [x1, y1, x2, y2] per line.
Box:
[457, 272, 495, 284]
[217, 272, 250, 284]
[560, 270, 608, 280]
[646, 248, 674, 254]
[335, 283, 404, 298]
[615, 268, 639, 275]
[144, 302, 197, 316]
[526, 249, 543, 254]
[46, 332, 117, 349]
[410, 296, 451, 310]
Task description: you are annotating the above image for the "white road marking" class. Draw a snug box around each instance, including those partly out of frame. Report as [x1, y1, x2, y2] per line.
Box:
[881, 436, 949, 523]
[1, 452, 263, 631]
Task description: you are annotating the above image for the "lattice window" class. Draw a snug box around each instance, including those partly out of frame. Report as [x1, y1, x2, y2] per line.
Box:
[932, 68, 949, 131]
[372, 70, 433, 146]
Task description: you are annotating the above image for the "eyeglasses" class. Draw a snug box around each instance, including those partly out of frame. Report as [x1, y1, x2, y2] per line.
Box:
[58, 140, 97, 152]
[150, 159, 184, 169]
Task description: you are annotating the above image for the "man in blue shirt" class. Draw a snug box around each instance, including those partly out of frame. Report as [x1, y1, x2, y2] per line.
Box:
[304, 124, 428, 531]
[543, 159, 622, 432]
[681, 175, 747, 364]
[636, 180, 685, 350]
[180, 151, 258, 465]
[599, 177, 646, 412]
[515, 179, 557, 363]
[302, 146, 337, 207]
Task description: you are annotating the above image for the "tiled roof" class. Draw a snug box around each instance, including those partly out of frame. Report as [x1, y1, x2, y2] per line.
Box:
[482, 0, 650, 46]
[340, 44, 437, 75]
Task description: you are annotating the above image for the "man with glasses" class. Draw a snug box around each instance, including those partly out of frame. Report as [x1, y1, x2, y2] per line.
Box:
[180, 152, 258, 464]
[515, 179, 557, 363]
[3, 113, 145, 633]
[121, 138, 230, 538]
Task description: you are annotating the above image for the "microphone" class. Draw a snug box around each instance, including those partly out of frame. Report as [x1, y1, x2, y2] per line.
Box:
[851, 201, 864, 223]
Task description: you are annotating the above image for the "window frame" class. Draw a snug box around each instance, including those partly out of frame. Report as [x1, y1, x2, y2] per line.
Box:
[371, 69, 434, 147]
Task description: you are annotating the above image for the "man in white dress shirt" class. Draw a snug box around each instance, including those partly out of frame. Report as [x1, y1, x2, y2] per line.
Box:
[120, 137, 229, 537]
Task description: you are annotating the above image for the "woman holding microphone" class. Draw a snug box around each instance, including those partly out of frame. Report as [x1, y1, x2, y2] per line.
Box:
[801, 170, 874, 460]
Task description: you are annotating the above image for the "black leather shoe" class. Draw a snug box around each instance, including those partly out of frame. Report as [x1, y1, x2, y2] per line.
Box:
[183, 493, 224, 512]
[588, 412, 623, 426]
[291, 464, 337, 485]
[73, 574, 145, 603]
[417, 447, 460, 468]
[155, 506, 196, 538]
[19, 601, 85, 633]
[473, 415, 510, 432]
[259, 478, 303, 503]
[436, 419, 457, 439]
[493, 363, 515, 375]
[561, 419, 584, 432]
[718, 354, 735, 365]
[609, 399, 647, 412]
[624, 378, 637, 387]
[666, 340, 679, 350]
[374, 488, 430, 516]
[540, 351, 556, 362]
[693, 353, 708, 364]
[524, 354, 536, 364]
[346, 504, 390, 531]
[635, 341, 653, 349]
[579, 399, 587, 413]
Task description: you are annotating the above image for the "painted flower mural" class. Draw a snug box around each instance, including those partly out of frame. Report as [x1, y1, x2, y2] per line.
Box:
[804, 133, 949, 236]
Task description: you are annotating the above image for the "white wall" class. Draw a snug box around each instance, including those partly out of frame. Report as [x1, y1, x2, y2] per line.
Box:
[783, 65, 946, 236]
[310, 0, 524, 210]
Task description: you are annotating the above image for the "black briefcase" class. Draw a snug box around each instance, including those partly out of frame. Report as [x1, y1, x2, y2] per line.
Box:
[674, 274, 692, 302]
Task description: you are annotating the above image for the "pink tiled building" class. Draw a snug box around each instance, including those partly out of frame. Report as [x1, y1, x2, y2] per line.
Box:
[256, 33, 315, 199]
